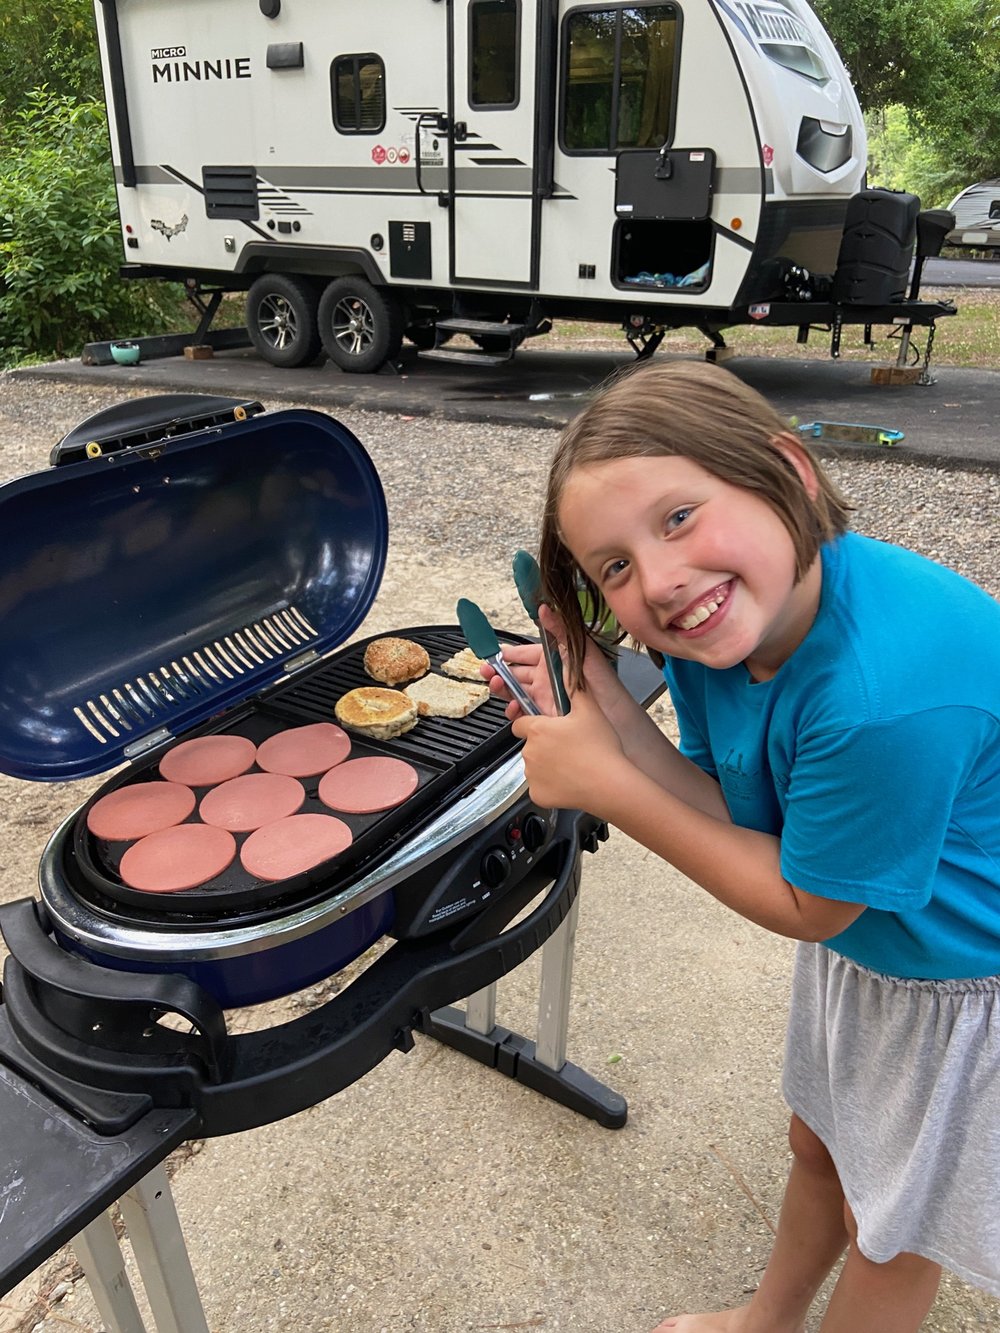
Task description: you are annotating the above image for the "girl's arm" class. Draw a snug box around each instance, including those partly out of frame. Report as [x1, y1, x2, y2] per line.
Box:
[513, 688, 865, 943]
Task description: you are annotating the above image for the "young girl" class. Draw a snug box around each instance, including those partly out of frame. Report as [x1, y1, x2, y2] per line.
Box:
[487, 360, 1000, 1333]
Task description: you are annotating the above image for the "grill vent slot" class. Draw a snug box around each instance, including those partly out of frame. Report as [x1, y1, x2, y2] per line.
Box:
[74, 606, 318, 745]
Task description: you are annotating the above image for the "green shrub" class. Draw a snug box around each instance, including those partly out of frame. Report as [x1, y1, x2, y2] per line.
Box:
[0, 90, 187, 367]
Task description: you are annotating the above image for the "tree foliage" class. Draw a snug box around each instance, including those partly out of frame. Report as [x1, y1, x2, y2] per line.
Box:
[816, 0, 1000, 192]
[0, 91, 186, 367]
[0, 0, 103, 117]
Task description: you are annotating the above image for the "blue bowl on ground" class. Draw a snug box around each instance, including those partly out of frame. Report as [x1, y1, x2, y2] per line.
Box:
[109, 342, 141, 366]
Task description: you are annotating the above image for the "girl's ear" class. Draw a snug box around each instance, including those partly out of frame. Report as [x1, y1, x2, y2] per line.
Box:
[770, 431, 820, 500]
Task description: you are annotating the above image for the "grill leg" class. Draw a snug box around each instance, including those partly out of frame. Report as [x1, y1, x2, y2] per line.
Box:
[534, 894, 579, 1070]
[424, 856, 627, 1127]
[73, 1213, 147, 1333]
[119, 1164, 209, 1333]
[464, 983, 498, 1034]
[71, 1164, 209, 1333]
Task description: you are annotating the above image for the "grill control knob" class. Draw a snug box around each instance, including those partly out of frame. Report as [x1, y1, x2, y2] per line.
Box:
[481, 848, 511, 888]
[521, 813, 549, 853]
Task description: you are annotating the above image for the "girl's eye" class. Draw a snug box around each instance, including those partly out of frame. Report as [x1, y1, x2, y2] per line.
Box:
[666, 506, 693, 532]
[601, 558, 629, 582]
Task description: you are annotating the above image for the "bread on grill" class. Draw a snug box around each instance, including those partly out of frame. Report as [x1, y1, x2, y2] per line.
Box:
[363, 636, 431, 685]
[404, 673, 489, 719]
[334, 687, 418, 739]
[439, 647, 487, 681]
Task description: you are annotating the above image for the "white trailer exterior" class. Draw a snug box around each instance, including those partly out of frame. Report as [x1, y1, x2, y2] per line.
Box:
[93, 0, 946, 371]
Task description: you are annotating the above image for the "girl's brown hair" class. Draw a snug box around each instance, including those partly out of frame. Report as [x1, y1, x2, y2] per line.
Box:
[538, 360, 852, 687]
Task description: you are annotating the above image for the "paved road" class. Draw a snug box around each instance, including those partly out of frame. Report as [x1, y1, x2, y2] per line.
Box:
[20, 340, 1000, 473]
[922, 255, 1000, 287]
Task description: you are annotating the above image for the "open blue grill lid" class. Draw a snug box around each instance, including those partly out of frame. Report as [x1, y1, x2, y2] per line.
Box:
[0, 403, 388, 781]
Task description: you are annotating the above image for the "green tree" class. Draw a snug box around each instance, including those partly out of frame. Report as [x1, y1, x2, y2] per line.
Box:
[815, 0, 1000, 188]
[0, 91, 185, 367]
[0, 0, 103, 118]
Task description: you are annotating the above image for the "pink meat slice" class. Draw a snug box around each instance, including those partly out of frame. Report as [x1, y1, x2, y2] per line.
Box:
[120, 824, 237, 893]
[255, 723, 352, 777]
[159, 734, 257, 787]
[240, 813, 354, 882]
[318, 756, 419, 814]
[87, 781, 196, 841]
[199, 772, 305, 832]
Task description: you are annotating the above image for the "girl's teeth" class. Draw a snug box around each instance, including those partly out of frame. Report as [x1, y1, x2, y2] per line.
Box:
[678, 598, 721, 631]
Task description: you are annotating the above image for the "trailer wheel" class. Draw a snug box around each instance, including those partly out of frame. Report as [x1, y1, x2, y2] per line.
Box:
[246, 274, 322, 369]
[319, 278, 404, 373]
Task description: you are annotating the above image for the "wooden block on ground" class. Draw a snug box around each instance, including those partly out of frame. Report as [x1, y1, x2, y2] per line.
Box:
[870, 365, 922, 385]
[183, 344, 214, 361]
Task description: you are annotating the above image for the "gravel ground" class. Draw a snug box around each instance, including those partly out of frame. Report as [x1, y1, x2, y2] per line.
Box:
[0, 372, 997, 1333]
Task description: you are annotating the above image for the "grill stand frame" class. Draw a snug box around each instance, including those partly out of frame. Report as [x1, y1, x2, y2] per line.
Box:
[61, 883, 602, 1333]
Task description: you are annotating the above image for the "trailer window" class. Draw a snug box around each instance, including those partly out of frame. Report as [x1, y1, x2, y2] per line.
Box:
[563, 5, 677, 153]
[470, 0, 520, 107]
[332, 55, 386, 134]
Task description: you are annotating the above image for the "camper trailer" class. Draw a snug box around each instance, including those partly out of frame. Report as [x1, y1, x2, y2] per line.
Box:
[946, 179, 1000, 251]
[93, 0, 955, 372]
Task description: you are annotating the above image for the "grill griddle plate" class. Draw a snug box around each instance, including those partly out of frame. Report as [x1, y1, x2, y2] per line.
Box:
[71, 627, 525, 921]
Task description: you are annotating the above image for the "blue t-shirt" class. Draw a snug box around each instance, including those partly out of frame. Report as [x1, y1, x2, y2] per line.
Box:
[662, 532, 1000, 980]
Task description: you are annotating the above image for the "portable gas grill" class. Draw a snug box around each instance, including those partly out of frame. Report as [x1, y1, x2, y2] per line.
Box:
[0, 394, 663, 1328]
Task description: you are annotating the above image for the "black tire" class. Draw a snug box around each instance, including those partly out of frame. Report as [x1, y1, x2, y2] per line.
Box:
[318, 278, 404, 373]
[245, 274, 322, 368]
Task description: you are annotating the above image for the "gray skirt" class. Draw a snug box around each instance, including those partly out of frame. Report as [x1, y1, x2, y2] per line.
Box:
[783, 943, 1000, 1296]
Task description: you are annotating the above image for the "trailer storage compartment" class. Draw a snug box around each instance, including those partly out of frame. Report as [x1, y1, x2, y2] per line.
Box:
[613, 219, 712, 291]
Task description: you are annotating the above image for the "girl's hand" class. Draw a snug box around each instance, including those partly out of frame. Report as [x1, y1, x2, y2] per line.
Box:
[482, 639, 552, 717]
[511, 684, 628, 815]
[483, 605, 626, 722]
[482, 604, 571, 719]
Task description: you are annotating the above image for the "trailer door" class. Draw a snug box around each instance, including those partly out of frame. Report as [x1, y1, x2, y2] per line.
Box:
[447, 0, 544, 286]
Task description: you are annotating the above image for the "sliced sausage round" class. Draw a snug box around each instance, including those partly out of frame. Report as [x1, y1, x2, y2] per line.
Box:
[198, 772, 305, 832]
[87, 781, 196, 842]
[318, 756, 419, 814]
[255, 723, 352, 777]
[240, 813, 354, 882]
[120, 824, 237, 893]
[159, 734, 257, 787]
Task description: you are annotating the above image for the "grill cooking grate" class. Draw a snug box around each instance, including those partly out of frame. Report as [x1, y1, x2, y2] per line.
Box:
[267, 627, 510, 768]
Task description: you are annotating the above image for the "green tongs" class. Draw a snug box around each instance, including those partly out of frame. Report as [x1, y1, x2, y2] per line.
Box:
[512, 550, 570, 716]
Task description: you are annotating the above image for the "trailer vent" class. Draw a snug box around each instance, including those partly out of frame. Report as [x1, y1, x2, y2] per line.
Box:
[202, 166, 260, 221]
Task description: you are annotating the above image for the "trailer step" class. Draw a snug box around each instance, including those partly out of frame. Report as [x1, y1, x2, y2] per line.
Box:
[418, 347, 513, 366]
[434, 318, 527, 338]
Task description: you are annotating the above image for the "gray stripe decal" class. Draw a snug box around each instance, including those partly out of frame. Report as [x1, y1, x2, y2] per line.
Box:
[116, 164, 177, 185]
[715, 165, 769, 194]
[119, 162, 767, 194]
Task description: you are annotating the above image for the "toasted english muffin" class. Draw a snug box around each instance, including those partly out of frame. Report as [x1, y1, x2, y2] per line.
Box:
[363, 636, 431, 685]
[439, 646, 487, 681]
[404, 673, 490, 719]
[334, 687, 418, 740]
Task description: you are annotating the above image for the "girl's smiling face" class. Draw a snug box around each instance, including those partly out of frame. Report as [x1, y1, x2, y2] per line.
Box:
[558, 448, 823, 680]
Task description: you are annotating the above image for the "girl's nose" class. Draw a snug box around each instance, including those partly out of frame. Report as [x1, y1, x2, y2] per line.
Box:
[636, 552, 686, 607]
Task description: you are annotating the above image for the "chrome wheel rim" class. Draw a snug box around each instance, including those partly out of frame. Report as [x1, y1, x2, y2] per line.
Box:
[258, 294, 298, 352]
[332, 297, 375, 357]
